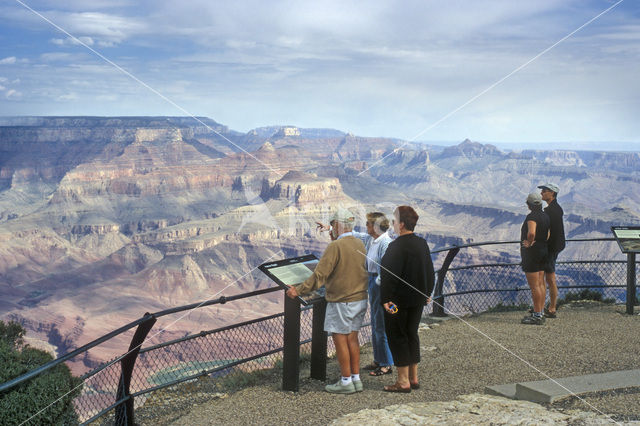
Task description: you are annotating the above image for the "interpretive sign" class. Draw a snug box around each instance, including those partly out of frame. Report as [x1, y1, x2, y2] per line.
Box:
[259, 254, 324, 305]
[611, 226, 640, 253]
[260, 254, 328, 390]
[611, 226, 639, 315]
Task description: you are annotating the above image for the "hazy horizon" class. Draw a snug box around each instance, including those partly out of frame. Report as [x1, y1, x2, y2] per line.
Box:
[1, 114, 637, 153]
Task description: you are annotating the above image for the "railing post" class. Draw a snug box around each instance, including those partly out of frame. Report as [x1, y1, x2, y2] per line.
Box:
[282, 294, 301, 391]
[115, 313, 156, 426]
[310, 298, 327, 381]
[626, 253, 636, 315]
[432, 247, 460, 317]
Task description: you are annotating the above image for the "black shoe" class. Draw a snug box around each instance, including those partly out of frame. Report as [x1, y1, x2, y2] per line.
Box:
[544, 308, 557, 318]
[521, 315, 545, 325]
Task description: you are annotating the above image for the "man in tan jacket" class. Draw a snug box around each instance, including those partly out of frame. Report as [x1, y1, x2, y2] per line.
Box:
[286, 207, 368, 394]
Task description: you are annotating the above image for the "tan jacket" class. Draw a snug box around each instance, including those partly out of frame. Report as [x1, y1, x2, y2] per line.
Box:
[295, 235, 368, 303]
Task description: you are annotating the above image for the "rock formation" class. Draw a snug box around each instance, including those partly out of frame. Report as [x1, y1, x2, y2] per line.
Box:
[1, 116, 638, 370]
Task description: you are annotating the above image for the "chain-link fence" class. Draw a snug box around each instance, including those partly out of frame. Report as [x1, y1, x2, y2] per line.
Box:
[432, 261, 630, 316]
[431, 238, 636, 317]
[1, 286, 371, 425]
[83, 300, 371, 425]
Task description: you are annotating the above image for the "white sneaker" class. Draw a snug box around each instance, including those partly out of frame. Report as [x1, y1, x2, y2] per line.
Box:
[325, 380, 356, 394]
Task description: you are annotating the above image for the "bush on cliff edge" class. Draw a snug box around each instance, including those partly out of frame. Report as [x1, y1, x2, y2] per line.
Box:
[0, 321, 81, 425]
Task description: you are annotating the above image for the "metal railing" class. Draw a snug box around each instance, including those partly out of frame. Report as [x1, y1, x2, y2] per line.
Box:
[0, 285, 371, 425]
[1, 238, 636, 425]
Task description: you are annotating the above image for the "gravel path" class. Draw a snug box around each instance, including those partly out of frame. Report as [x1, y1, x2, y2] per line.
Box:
[140, 302, 640, 425]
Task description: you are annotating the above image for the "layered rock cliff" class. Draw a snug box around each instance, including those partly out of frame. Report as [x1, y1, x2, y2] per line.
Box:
[1, 117, 638, 369]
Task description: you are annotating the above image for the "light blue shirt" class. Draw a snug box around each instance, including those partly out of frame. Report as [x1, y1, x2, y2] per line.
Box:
[352, 230, 393, 280]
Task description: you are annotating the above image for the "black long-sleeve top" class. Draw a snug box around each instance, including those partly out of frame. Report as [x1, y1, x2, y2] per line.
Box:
[380, 233, 435, 308]
[544, 199, 566, 253]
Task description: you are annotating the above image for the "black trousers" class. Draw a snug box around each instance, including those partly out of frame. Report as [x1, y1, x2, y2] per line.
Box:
[384, 304, 424, 367]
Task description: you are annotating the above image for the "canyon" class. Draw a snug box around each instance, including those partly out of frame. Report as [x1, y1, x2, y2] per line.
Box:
[1, 116, 638, 373]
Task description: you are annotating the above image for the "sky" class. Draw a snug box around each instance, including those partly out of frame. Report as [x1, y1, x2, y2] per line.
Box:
[0, 0, 639, 147]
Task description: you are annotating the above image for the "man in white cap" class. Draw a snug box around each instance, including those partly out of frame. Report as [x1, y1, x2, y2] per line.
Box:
[538, 183, 566, 318]
[286, 207, 368, 394]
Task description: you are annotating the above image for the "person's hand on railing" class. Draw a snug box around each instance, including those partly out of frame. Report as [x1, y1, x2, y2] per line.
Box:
[286, 286, 299, 299]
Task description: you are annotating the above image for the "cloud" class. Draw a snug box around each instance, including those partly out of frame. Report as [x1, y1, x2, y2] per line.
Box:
[57, 93, 79, 101]
[0, 1, 637, 142]
[54, 11, 147, 44]
[40, 52, 76, 62]
[5, 89, 22, 99]
[51, 36, 95, 46]
[0, 57, 17, 65]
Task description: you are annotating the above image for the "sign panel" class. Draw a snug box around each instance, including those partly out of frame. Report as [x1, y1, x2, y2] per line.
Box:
[611, 226, 640, 253]
[259, 254, 324, 305]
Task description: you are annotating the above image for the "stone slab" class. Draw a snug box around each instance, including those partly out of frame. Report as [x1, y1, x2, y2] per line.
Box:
[484, 383, 517, 399]
[515, 369, 640, 403]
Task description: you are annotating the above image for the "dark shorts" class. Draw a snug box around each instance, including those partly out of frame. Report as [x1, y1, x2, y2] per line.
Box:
[544, 251, 559, 273]
[521, 245, 548, 273]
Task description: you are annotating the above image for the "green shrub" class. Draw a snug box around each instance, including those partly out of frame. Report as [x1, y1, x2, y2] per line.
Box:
[0, 321, 82, 425]
[557, 289, 615, 307]
[486, 302, 531, 313]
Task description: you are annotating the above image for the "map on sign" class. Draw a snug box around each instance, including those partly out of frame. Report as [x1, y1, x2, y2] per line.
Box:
[268, 262, 316, 286]
[259, 254, 324, 305]
[611, 226, 640, 253]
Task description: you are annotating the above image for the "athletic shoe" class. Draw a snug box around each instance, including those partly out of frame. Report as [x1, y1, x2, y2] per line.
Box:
[521, 315, 545, 325]
[325, 380, 356, 394]
[353, 379, 363, 392]
[544, 308, 557, 318]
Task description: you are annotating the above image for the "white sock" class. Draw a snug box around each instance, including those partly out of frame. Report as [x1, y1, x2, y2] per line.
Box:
[351, 374, 360, 381]
[341, 376, 353, 385]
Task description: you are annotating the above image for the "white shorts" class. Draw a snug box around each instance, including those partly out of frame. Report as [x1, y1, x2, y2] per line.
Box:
[324, 299, 368, 335]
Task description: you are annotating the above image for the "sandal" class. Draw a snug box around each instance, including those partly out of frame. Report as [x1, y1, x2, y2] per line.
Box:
[363, 361, 379, 370]
[410, 382, 420, 389]
[369, 366, 392, 376]
[383, 383, 411, 393]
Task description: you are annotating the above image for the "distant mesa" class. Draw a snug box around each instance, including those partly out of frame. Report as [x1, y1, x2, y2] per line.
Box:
[440, 139, 503, 159]
[277, 170, 322, 183]
[273, 126, 300, 137]
[248, 125, 346, 139]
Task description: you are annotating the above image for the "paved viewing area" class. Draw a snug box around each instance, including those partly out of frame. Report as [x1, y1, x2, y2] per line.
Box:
[138, 302, 639, 425]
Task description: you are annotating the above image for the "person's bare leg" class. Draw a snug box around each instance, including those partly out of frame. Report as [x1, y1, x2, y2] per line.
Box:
[546, 272, 558, 312]
[332, 334, 352, 378]
[347, 331, 360, 375]
[526, 272, 544, 312]
[395, 366, 410, 387]
[537, 271, 546, 311]
[408, 363, 418, 386]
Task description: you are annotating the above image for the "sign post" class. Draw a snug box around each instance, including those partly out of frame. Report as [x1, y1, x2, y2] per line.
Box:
[611, 226, 640, 315]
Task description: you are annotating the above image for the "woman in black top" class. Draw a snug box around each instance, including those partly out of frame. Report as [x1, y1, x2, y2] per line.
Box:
[520, 193, 550, 325]
[380, 206, 435, 392]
